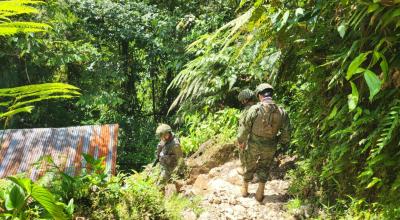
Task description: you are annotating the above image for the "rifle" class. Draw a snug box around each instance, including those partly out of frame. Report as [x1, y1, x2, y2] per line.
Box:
[152, 158, 159, 167]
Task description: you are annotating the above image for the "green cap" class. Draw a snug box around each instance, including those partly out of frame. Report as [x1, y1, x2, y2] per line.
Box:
[237, 89, 254, 102]
[255, 83, 273, 95]
[156, 123, 172, 136]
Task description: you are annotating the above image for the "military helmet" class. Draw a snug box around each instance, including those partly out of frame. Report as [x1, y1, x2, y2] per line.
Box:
[237, 89, 254, 102]
[156, 123, 172, 136]
[255, 83, 274, 95]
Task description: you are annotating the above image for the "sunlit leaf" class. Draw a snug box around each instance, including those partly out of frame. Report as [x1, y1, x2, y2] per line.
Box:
[277, 10, 290, 31]
[295, 8, 304, 17]
[366, 177, 382, 189]
[31, 184, 67, 220]
[5, 185, 25, 211]
[348, 81, 359, 111]
[337, 23, 347, 38]
[8, 177, 32, 195]
[346, 52, 370, 80]
[364, 69, 381, 101]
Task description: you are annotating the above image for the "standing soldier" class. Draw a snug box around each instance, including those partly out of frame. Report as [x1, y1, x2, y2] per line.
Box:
[155, 124, 183, 190]
[237, 89, 256, 176]
[237, 83, 290, 202]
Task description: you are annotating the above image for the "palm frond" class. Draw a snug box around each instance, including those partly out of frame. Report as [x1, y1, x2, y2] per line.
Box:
[0, 83, 80, 120]
[0, 21, 50, 35]
[0, 0, 49, 36]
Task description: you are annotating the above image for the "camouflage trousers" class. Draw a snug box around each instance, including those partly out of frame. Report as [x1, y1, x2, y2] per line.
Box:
[242, 140, 277, 183]
[157, 165, 175, 186]
[239, 147, 248, 171]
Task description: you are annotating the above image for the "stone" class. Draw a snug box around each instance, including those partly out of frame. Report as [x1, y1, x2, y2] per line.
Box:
[181, 209, 197, 220]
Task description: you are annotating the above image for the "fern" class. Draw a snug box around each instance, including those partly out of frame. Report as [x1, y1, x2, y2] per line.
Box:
[0, 83, 80, 120]
[0, 1, 78, 123]
[168, 3, 285, 112]
[0, 0, 51, 36]
[375, 100, 400, 155]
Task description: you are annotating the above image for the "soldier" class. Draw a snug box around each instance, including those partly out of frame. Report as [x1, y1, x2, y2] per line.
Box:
[155, 124, 183, 189]
[237, 83, 290, 202]
[237, 89, 256, 175]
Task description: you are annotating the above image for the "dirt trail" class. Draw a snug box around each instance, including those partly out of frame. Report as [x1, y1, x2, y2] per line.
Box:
[181, 155, 296, 220]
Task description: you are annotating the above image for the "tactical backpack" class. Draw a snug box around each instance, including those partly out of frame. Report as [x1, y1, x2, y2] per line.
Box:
[251, 102, 284, 139]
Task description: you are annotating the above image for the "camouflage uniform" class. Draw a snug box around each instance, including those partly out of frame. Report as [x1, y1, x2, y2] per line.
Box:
[238, 105, 251, 171]
[237, 89, 255, 173]
[237, 97, 290, 183]
[156, 134, 183, 186]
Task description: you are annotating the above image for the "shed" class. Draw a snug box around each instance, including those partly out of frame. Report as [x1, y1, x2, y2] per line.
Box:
[0, 124, 118, 179]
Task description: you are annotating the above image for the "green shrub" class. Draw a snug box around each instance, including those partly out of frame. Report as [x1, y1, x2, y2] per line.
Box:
[117, 171, 168, 219]
[0, 176, 71, 220]
[179, 107, 239, 155]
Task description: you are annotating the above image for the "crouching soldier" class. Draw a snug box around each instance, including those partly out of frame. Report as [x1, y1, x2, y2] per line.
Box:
[237, 83, 290, 202]
[155, 124, 183, 190]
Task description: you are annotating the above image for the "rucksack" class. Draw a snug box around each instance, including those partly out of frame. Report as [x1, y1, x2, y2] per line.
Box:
[251, 102, 284, 139]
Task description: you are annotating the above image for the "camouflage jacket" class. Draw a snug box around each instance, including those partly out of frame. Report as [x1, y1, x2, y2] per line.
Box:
[237, 98, 290, 145]
[156, 134, 183, 168]
[238, 105, 252, 129]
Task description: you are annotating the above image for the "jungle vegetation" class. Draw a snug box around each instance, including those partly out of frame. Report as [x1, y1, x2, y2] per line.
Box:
[1, 0, 399, 219]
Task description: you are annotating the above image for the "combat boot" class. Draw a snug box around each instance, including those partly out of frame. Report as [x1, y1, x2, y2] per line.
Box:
[255, 182, 265, 202]
[241, 181, 249, 197]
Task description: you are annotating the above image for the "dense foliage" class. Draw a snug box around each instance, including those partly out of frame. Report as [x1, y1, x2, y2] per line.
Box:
[0, 155, 200, 219]
[2, 0, 400, 218]
[0, 0, 79, 126]
[171, 0, 400, 218]
[0, 0, 238, 170]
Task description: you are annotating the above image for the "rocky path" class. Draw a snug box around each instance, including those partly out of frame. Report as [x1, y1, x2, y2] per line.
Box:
[181, 156, 296, 220]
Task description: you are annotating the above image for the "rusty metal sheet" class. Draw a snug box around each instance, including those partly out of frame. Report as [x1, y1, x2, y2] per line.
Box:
[0, 124, 119, 179]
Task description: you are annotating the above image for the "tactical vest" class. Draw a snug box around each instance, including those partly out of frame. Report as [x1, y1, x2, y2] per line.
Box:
[251, 102, 284, 139]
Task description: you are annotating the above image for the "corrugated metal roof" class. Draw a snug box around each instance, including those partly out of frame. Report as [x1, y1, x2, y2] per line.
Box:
[0, 124, 118, 179]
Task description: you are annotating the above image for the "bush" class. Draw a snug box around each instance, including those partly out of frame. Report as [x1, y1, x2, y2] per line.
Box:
[179, 107, 239, 155]
[9, 154, 200, 219]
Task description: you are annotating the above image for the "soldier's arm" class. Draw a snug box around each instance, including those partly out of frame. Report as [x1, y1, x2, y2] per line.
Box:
[279, 109, 291, 145]
[237, 106, 257, 144]
[173, 139, 183, 159]
[156, 143, 162, 159]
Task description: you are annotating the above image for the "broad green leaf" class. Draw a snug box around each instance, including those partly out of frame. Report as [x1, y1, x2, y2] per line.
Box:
[346, 52, 370, 80]
[31, 184, 67, 220]
[5, 185, 25, 211]
[348, 81, 359, 112]
[364, 69, 382, 101]
[337, 23, 347, 38]
[7, 177, 32, 195]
